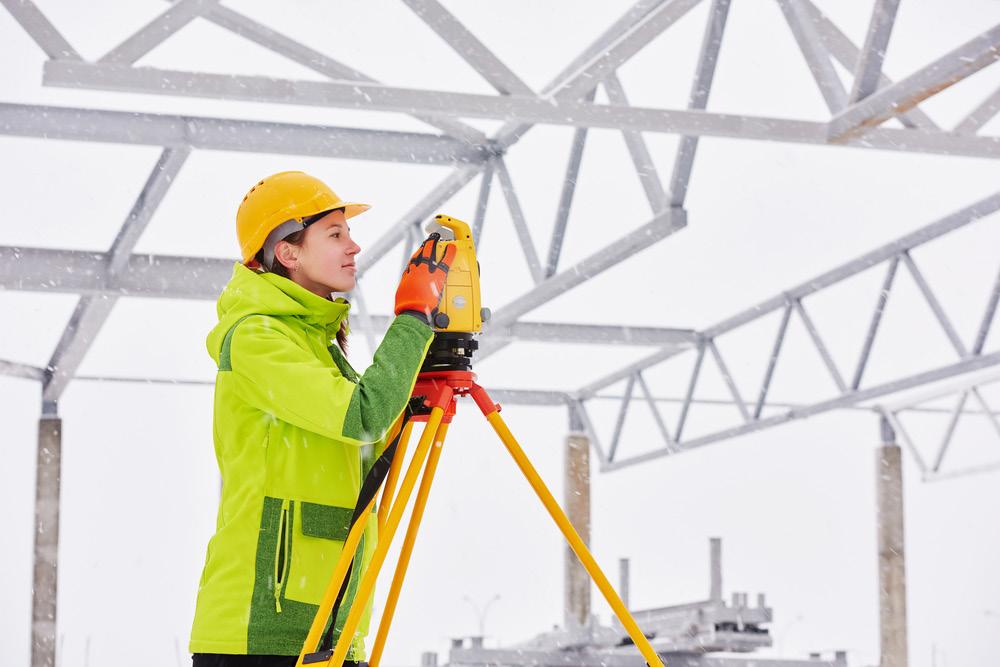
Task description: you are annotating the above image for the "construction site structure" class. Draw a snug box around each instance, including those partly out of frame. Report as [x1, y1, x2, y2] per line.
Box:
[435, 538, 847, 667]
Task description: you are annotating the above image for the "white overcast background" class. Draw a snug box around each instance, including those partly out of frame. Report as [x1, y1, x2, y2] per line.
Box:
[2, 2, 1000, 667]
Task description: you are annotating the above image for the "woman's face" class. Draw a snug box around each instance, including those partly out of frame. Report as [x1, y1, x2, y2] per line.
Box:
[279, 209, 361, 296]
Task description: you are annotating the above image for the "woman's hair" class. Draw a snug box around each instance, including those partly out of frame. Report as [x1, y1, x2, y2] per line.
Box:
[255, 228, 349, 355]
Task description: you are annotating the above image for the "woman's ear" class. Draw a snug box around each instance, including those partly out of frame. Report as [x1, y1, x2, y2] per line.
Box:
[273, 240, 298, 271]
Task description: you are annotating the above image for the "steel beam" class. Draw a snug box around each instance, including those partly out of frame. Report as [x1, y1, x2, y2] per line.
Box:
[42, 61, 1000, 160]
[544, 0, 704, 101]
[472, 161, 494, 247]
[99, 0, 218, 65]
[56, 373, 1000, 421]
[851, 256, 899, 390]
[356, 164, 485, 277]
[0, 358, 44, 381]
[603, 350, 1000, 471]
[676, 342, 705, 442]
[353, 0, 694, 280]
[0, 103, 486, 164]
[482, 207, 688, 359]
[881, 408, 930, 474]
[492, 0, 703, 149]
[485, 321, 696, 347]
[701, 190, 1000, 341]
[794, 298, 848, 392]
[402, 0, 533, 96]
[0, 244, 698, 347]
[777, 0, 848, 113]
[801, 0, 938, 130]
[925, 459, 1000, 482]
[668, 0, 730, 207]
[602, 74, 667, 213]
[881, 366, 1000, 412]
[753, 303, 792, 419]
[42, 147, 189, 402]
[0, 247, 233, 299]
[583, 192, 1000, 469]
[708, 339, 751, 422]
[0, 0, 79, 59]
[637, 371, 676, 451]
[608, 375, 637, 461]
[955, 84, 1000, 135]
[494, 158, 544, 283]
[107, 148, 190, 274]
[849, 0, 902, 103]
[973, 264, 1000, 355]
[583, 184, 998, 396]
[546, 88, 595, 277]
[900, 250, 967, 354]
[196, 2, 484, 142]
[932, 391, 968, 472]
[829, 24, 1000, 142]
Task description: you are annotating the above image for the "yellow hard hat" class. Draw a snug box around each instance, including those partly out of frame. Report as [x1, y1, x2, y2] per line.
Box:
[236, 171, 370, 264]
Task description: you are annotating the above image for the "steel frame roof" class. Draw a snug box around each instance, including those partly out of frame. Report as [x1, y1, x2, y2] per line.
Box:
[3, 0, 1000, 481]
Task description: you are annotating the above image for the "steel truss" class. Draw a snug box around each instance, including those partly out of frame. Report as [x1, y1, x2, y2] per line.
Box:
[574, 191, 1000, 474]
[2, 0, 1000, 482]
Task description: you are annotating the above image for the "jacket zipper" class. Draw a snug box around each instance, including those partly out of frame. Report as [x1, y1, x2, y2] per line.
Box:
[274, 498, 291, 613]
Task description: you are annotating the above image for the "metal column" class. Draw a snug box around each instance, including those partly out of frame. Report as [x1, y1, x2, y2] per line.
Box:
[564, 405, 591, 632]
[710, 536, 722, 602]
[32, 401, 62, 667]
[877, 417, 908, 667]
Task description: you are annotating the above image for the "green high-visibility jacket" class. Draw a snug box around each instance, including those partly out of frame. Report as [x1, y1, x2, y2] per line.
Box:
[189, 263, 433, 657]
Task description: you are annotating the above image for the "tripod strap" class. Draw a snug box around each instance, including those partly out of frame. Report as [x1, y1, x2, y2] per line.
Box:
[319, 401, 418, 652]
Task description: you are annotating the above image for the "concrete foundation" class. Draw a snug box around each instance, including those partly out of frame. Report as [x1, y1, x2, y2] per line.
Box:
[564, 407, 591, 631]
[877, 417, 908, 667]
[31, 411, 62, 667]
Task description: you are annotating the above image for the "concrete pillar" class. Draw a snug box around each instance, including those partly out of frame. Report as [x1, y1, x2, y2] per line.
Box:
[877, 417, 908, 667]
[710, 537, 722, 602]
[32, 403, 62, 667]
[618, 558, 630, 610]
[564, 405, 591, 631]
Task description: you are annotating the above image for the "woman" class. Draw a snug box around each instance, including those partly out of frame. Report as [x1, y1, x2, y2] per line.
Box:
[189, 171, 454, 666]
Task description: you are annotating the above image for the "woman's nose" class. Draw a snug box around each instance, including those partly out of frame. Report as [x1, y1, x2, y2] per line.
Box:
[348, 241, 361, 256]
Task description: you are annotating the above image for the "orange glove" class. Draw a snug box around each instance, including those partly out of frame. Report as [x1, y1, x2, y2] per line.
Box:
[394, 233, 456, 325]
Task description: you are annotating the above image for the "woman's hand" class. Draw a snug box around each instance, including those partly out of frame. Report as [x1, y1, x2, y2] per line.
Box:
[394, 233, 456, 325]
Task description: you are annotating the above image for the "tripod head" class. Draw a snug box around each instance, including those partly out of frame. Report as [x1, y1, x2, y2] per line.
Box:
[421, 214, 490, 372]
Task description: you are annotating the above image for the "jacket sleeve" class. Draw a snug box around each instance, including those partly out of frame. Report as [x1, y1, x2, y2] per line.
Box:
[229, 313, 434, 445]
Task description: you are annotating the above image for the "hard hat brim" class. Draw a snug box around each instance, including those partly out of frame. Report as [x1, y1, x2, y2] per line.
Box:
[342, 202, 371, 219]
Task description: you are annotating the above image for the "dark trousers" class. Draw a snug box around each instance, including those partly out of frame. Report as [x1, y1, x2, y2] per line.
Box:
[192, 656, 363, 667]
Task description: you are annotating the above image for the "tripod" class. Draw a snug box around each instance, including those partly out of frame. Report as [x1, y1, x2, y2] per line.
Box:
[295, 342, 664, 667]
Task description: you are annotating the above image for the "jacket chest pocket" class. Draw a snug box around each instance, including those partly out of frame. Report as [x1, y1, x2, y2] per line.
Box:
[282, 500, 357, 607]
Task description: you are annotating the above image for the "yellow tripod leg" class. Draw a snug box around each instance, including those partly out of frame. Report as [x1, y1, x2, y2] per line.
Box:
[297, 412, 406, 665]
[484, 411, 665, 667]
[368, 422, 450, 667]
[379, 420, 415, 532]
[296, 494, 376, 666]
[326, 405, 448, 667]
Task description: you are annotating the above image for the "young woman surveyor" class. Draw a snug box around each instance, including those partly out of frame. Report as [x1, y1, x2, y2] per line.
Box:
[189, 171, 455, 667]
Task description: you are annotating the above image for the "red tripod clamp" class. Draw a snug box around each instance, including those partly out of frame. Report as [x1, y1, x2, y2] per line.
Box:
[410, 370, 501, 423]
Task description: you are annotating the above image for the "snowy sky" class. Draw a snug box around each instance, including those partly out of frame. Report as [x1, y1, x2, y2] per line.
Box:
[2, 2, 1000, 666]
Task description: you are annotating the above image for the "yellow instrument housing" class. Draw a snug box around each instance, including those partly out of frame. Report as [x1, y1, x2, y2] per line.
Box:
[428, 214, 483, 333]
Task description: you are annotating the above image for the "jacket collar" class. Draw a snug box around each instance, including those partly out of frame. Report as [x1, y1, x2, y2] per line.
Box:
[258, 271, 350, 336]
